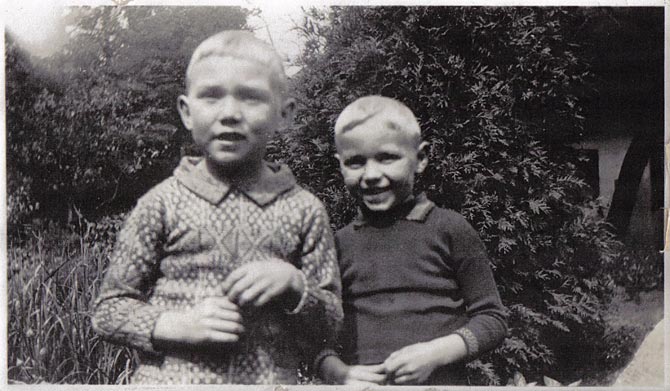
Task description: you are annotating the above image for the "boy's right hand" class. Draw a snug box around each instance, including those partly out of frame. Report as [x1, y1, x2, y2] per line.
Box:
[320, 355, 387, 385]
[153, 297, 244, 349]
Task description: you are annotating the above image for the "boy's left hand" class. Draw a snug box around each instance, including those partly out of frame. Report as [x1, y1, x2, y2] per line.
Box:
[383, 341, 442, 385]
[222, 261, 304, 308]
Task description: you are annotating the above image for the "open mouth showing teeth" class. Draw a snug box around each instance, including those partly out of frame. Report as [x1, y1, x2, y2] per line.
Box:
[215, 133, 246, 142]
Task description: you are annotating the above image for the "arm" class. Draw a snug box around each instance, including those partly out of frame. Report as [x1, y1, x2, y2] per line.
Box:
[92, 191, 245, 354]
[449, 213, 508, 358]
[91, 192, 168, 354]
[385, 213, 507, 384]
[289, 201, 344, 358]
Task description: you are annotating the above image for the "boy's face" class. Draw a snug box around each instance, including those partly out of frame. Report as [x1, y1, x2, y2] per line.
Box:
[336, 119, 428, 212]
[178, 55, 293, 172]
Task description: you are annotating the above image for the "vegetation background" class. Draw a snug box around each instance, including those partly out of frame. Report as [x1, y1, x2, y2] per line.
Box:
[6, 6, 664, 385]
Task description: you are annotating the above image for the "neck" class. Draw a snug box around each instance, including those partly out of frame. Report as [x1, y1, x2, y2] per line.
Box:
[203, 158, 265, 188]
[361, 194, 418, 223]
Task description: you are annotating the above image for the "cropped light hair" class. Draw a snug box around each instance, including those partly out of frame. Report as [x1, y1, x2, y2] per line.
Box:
[185, 30, 288, 97]
[334, 96, 421, 144]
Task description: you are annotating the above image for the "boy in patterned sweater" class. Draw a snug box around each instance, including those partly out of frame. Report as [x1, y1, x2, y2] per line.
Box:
[318, 96, 507, 385]
[92, 31, 342, 384]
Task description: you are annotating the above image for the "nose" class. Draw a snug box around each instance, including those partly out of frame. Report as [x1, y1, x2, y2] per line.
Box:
[218, 96, 242, 124]
[361, 161, 382, 186]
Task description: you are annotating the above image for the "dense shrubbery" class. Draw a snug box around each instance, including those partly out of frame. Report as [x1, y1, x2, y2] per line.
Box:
[267, 7, 624, 384]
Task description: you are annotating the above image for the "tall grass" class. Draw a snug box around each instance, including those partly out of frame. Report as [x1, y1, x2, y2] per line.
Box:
[8, 217, 133, 384]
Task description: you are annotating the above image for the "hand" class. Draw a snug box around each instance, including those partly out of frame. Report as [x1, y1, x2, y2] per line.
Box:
[222, 260, 304, 308]
[320, 355, 386, 385]
[383, 341, 442, 385]
[343, 364, 388, 386]
[153, 296, 244, 349]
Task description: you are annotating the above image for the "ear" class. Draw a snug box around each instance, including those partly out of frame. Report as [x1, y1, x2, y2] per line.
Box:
[177, 95, 193, 130]
[280, 98, 296, 123]
[416, 141, 429, 174]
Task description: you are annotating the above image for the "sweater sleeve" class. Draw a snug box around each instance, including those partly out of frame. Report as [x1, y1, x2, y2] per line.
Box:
[91, 191, 167, 355]
[446, 213, 508, 358]
[288, 197, 344, 364]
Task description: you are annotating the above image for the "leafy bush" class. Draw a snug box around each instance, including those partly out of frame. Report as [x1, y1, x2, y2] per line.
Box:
[608, 249, 663, 301]
[269, 6, 624, 384]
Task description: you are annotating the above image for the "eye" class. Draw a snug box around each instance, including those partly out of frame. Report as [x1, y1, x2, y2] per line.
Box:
[238, 87, 270, 103]
[196, 87, 223, 102]
[343, 156, 365, 169]
[377, 152, 400, 164]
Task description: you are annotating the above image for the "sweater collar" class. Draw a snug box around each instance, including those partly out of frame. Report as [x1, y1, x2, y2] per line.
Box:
[352, 193, 435, 229]
[174, 156, 296, 207]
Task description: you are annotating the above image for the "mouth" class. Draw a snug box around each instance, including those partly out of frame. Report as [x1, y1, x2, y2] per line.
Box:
[214, 132, 246, 142]
[361, 187, 390, 196]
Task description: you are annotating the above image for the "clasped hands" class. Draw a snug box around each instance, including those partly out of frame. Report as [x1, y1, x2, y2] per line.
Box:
[152, 260, 304, 349]
[334, 341, 443, 386]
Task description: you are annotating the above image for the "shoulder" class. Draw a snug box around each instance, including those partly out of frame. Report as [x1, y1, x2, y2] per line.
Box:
[283, 184, 328, 212]
[335, 221, 356, 241]
[426, 206, 481, 240]
[129, 176, 183, 215]
[137, 176, 179, 203]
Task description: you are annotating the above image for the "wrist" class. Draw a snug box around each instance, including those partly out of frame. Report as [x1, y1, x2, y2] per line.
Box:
[284, 269, 308, 313]
[152, 311, 184, 347]
[321, 355, 348, 384]
[430, 334, 468, 366]
[290, 267, 305, 294]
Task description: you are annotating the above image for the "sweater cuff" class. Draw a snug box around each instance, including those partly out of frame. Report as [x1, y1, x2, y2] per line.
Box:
[454, 327, 480, 358]
[286, 270, 309, 314]
[313, 348, 339, 373]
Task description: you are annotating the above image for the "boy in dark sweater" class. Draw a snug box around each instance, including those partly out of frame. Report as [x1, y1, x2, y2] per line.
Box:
[318, 96, 507, 385]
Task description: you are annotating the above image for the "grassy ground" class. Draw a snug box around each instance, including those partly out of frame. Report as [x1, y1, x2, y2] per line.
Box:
[7, 221, 134, 384]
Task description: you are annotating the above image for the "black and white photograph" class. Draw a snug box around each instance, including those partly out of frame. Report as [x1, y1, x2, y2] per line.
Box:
[4, 0, 666, 387]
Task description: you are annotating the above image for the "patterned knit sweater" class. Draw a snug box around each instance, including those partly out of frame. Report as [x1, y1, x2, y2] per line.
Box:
[92, 157, 343, 384]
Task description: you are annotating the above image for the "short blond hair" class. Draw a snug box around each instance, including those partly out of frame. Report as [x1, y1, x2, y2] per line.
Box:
[334, 96, 421, 144]
[185, 30, 287, 96]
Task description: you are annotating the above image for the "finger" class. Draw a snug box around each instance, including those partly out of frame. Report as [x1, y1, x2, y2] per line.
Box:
[349, 369, 386, 383]
[208, 296, 240, 311]
[221, 266, 250, 293]
[227, 274, 257, 302]
[237, 280, 269, 306]
[204, 330, 241, 344]
[359, 363, 386, 373]
[203, 318, 245, 334]
[392, 374, 417, 385]
[383, 357, 404, 375]
[210, 308, 243, 323]
[253, 290, 275, 307]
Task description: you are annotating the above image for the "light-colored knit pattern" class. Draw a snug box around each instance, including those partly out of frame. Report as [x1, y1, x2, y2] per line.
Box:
[92, 161, 342, 384]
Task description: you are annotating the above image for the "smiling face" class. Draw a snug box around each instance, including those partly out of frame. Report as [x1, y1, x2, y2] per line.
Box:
[336, 117, 428, 212]
[177, 55, 291, 175]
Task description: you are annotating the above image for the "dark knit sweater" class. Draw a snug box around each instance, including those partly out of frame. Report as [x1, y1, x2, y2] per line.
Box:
[335, 194, 507, 384]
